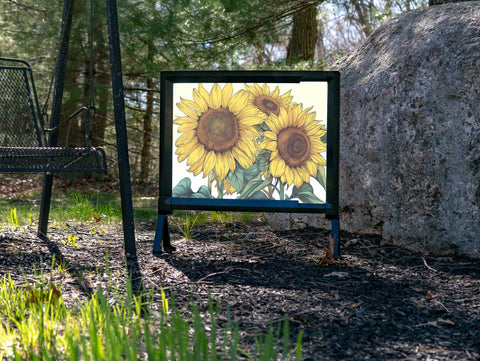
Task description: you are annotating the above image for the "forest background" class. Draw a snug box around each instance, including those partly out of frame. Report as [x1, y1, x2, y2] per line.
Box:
[0, 0, 426, 184]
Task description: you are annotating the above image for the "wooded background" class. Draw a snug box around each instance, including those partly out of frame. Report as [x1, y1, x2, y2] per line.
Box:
[0, 0, 426, 183]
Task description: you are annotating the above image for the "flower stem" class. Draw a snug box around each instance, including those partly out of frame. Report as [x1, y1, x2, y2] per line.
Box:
[279, 181, 284, 201]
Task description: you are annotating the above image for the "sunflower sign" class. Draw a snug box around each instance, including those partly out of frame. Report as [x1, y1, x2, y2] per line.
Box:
[155, 71, 340, 256]
[171, 81, 329, 202]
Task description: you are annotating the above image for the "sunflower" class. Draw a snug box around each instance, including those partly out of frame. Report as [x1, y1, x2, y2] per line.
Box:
[244, 83, 293, 117]
[174, 83, 265, 182]
[261, 103, 327, 188]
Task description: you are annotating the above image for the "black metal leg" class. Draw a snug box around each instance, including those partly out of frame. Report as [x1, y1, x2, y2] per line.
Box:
[331, 218, 340, 259]
[38, 173, 54, 237]
[153, 214, 175, 256]
[105, 0, 137, 259]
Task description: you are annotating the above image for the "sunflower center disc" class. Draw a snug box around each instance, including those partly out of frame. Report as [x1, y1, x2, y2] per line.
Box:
[254, 95, 280, 116]
[277, 127, 311, 168]
[197, 108, 239, 152]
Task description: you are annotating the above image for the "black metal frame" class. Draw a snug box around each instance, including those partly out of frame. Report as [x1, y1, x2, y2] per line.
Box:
[43, 0, 137, 258]
[0, 0, 137, 260]
[154, 71, 340, 257]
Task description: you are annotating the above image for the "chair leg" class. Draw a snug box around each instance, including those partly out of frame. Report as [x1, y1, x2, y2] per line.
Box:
[331, 218, 340, 259]
[38, 173, 54, 237]
[153, 214, 176, 256]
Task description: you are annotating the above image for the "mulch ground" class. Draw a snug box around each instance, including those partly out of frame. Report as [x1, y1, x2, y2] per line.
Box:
[0, 218, 479, 360]
[0, 175, 479, 360]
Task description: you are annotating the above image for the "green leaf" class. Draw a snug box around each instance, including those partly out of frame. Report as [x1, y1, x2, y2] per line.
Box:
[238, 175, 272, 199]
[317, 166, 326, 190]
[243, 164, 261, 183]
[226, 168, 244, 192]
[290, 183, 323, 204]
[172, 178, 193, 198]
[247, 191, 268, 200]
[192, 185, 212, 199]
[255, 149, 271, 170]
[173, 178, 211, 198]
[243, 150, 270, 182]
[321, 133, 327, 144]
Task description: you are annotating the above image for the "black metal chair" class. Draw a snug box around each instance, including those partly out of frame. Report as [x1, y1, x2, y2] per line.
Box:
[0, 57, 107, 173]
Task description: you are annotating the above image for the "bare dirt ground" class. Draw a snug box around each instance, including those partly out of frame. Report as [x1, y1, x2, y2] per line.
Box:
[0, 176, 479, 360]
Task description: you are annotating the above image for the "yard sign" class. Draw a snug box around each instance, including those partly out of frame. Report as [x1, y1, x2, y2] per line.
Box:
[154, 71, 340, 257]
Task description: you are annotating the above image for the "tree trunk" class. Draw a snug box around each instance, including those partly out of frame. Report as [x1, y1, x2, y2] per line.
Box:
[60, 51, 82, 147]
[91, 21, 109, 147]
[139, 76, 154, 181]
[286, 4, 318, 65]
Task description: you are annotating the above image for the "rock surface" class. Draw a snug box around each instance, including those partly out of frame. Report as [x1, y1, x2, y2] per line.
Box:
[270, 2, 480, 257]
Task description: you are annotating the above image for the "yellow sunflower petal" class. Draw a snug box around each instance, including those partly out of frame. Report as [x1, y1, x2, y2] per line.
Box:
[198, 83, 210, 103]
[270, 158, 280, 177]
[210, 83, 222, 110]
[236, 136, 256, 158]
[175, 130, 196, 146]
[228, 90, 249, 113]
[277, 107, 288, 129]
[178, 121, 198, 133]
[186, 144, 205, 166]
[264, 131, 277, 140]
[203, 151, 216, 176]
[264, 117, 278, 133]
[225, 151, 236, 173]
[180, 97, 203, 114]
[189, 156, 205, 177]
[300, 167, 311, 183]
[232, 147, 253, 169]
[280, 90, 293, 104]
[244, 83, 257, 95]
[271, 157, 286, 177]
[294, 112, 306, 128]
[271, 86, 280, 98]
[310, 153, 326, 166]
[293, 169, 303, 188]
[177, 101, 198, 119]
[173, 116, 195, 125]
[262, 84, 270, 94]
[238, 116, 264, 126]
[221, 83, 233, 108]
[215, 153, 228, 181]
[306, 160, 318, 176]
[177, 137, 199, 154]
[262, 140, 277, 152]
[269, 150, 279, 161]
[305, 111, 316, 123]
[236, 105, 263, 118]
[238, 125, 259, 139]
[307, 126, 327, 138]
[311, 140, 327, 153]
[285, 166, 294, 185]
[193, 88, 209, 112]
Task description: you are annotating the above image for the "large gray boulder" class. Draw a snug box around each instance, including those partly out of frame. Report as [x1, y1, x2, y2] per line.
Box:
[330, 2, 480, 256]
[268, 2, 480, 257]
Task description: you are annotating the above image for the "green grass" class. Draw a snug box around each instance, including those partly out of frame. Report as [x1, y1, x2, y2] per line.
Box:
[0, 194, 259, 232]
[0, 267, 302, 360]
[0, 192, 301, 360]
[0, 192, 158, 230]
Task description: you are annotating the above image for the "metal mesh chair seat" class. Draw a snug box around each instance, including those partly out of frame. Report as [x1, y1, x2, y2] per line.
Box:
[0, 146, 107, 172]
[0, 58, 107, 174]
